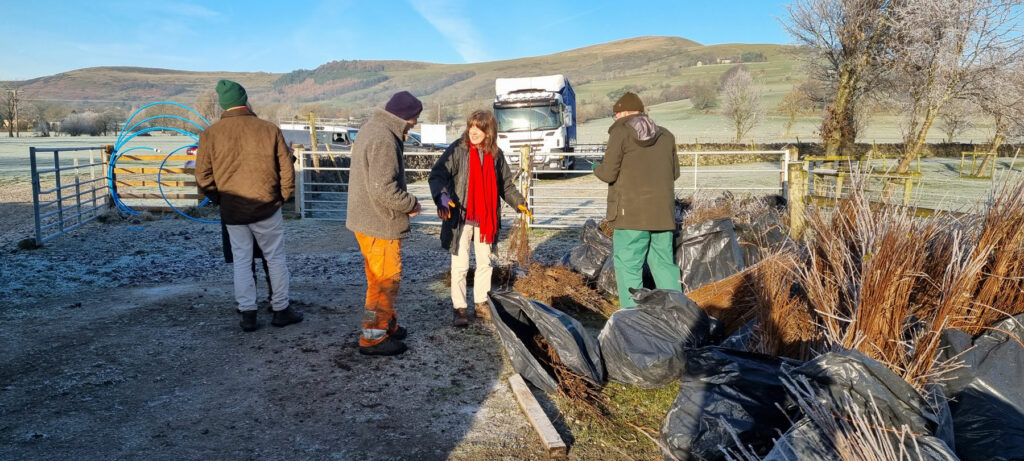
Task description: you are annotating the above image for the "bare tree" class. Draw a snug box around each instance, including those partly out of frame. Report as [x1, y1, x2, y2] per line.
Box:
[938, 98, 977, 143]
[193, 89, 222, 124]
[778, 88, 814, 137]
[690, 78, 718, 110]
[721, 67, 764, 142]
[1, 85, 17, 137]
[885, 0, 1024, 174]
[971, 66, 1024, 175]
[783, 0, 895, 155]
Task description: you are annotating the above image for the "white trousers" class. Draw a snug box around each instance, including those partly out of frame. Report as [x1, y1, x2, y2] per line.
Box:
[226, 209, 290, 312]
[450, 223, 492, 309]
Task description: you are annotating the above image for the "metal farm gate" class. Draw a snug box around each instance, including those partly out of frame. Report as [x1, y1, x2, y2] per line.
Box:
[294, 147, 791, 230]
[29, 146, 110, 244]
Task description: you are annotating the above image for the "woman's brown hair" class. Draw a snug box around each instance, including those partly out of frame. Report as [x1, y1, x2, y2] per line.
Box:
[462, 110, 500, 155]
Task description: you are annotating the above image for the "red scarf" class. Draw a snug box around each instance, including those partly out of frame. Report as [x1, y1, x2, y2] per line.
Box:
[465, 144, 498, 243]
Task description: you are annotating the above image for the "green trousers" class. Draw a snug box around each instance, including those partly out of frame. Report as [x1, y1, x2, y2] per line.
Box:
[613, 229, 682, 308]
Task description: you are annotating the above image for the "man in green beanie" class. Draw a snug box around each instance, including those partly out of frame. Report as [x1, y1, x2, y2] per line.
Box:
[594, 92, 683, 307]
[195, 79, 303, 331]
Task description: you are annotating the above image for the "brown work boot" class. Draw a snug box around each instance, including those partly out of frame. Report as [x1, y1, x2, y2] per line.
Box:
[474, 302, 492, 324]
[452, 308, 469, 327]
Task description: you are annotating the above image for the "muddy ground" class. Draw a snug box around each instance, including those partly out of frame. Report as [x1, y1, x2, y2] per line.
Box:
[0, 182, 613, 460]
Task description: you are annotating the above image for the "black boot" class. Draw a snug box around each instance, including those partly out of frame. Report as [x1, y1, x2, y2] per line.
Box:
[271, 306, 304, 327]
[391, 325, 408, 340]
[452, 308, 469, 327]
[239, 310, 261, 332]
[359, 336, 408, 356]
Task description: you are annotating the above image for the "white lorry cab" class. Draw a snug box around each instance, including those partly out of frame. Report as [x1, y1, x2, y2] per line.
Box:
[493, 75, 577, 170]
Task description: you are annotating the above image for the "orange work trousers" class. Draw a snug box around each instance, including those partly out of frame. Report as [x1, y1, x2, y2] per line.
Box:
[355, 233, 402, 347]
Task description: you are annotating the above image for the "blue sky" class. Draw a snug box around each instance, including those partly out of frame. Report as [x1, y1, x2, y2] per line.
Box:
[0, 0, 791, 80]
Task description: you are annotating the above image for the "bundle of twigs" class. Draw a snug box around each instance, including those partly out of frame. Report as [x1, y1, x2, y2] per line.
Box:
[748, 252, 820, 361]
[505, 212, 532, 267]
[679, 191, 785, 227]
[797, 180, 947, 390]
[513, 263, 618, 318]
[795, 174, 1024, 391]
[532, 335, 609, 417]
[684, 265, 761, 336]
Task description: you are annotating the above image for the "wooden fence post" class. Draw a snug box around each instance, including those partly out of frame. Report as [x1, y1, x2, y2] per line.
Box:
[788, 162, 807, 240]
[903, 176, 913, 205]
[293, 147, 304, 217]
[104, 145, 115, 209]
[520, 146, 532, 228]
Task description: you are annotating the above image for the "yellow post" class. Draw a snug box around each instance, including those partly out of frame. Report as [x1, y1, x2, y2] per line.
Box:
[835, 173, 845, 199]
[788, 162, 807, 240]
[307, 112, 319, 152]
[520, 146, 532, 228]
[903, 177, 913, 205]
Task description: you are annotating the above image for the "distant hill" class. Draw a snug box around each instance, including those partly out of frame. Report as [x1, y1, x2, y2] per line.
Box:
[7, 36, 802, 122]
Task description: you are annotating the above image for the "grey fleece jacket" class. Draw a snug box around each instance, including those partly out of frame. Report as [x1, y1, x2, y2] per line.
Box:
[345, 109, 419, 239]
[594, 114, 680, 231]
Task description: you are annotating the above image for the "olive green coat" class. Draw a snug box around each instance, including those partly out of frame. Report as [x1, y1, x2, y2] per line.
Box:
[594, 114, 680, 231]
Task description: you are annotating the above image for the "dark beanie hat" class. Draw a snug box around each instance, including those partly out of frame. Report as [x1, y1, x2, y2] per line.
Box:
[384, 91, 423, 120]
[613, 92, 644, 113]
[216, 79, 248, 110]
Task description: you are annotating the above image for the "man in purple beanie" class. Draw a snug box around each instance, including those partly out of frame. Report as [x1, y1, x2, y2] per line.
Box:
[346, 91, 423, 356]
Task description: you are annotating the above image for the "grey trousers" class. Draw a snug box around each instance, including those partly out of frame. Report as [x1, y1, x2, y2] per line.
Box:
[226, 209, 290, 312]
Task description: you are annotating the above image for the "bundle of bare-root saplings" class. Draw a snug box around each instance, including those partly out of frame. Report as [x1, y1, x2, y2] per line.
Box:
[486, 181, 1023, 460]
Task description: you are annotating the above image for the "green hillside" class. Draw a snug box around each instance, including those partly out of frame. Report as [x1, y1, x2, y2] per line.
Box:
[7, 36, 802, 122]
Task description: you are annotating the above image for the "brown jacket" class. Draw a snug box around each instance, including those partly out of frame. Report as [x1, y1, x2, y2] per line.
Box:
[195, 108, 294, 225]
[594, 114, 679, 231]
[345, 109, 419, 239]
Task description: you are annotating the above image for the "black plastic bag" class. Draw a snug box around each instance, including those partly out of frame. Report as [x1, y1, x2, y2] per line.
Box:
[675, 218, 746, 292]
[764, 417, 958, 461]
[763, 356, 958, 461]
[790, 350, 950, 441]
[488, 291, 604, 394]
[660, 346, 801, 460]
[563, 219, 613, 279]
[716, 319, 755, 350]
[597, 289, 711, 388]
[596, 255, 618, 296]
[938, 314, 1024, 461]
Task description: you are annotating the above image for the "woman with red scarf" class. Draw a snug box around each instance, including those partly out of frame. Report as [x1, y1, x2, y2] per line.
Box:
[429, 110, 529, 326]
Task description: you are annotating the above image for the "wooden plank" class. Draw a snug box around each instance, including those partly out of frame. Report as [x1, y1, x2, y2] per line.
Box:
[118, 193, 204, 199]
[118, 155, 193, 161]
[508, 373, 567, 458]
[117, 180, 197, 187]
[113, 167, 193, 174]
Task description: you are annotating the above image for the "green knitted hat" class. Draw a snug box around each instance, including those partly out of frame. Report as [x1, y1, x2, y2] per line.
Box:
[216, 79, 248, 110]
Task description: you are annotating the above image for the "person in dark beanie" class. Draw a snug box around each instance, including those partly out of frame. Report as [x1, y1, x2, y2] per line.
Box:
[594, 92, 683, 308]
[346, 90, 423, 356]
[195, 79, 303, 331]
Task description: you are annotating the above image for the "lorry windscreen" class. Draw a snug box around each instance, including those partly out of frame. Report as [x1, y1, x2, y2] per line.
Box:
[495, 105, 561, 132]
